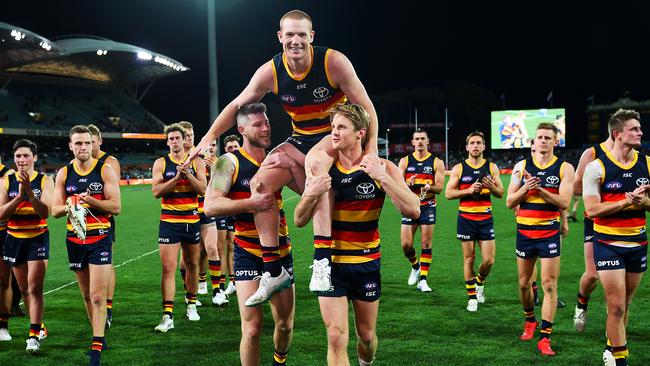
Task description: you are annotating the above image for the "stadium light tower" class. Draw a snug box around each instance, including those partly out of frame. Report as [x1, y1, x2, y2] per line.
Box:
[207, 0, 220, 152]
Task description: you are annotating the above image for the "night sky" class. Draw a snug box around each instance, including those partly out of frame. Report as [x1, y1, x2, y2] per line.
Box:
[4, 1, 650, 148]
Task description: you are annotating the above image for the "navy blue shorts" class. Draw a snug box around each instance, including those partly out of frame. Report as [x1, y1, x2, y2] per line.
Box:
[583, 217, 595, 244]
[199, 212, 216, 226]
[516, 232, 561, 259]
[233, 245, 294, 283]
[456, 215, 495, 241]
[593, 240, 647, 273]
[318, 261, 381, 302]
[67, 235, 112, 271]
[158, 221, 201, 245]
[0, 229, 6, 254]
[216, 216, 233, 231]
[285, 133, 328, 156]
[109, 216, 116, 243]
[402, 203, 436, 225]
[3, 231, 50, 266]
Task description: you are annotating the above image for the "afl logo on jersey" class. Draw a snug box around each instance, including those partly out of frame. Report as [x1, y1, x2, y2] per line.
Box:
[313, 86, 330, 99]
[546, 176, 559, 185]
[606, 181, 623, 190]
[636, 177, 649, 186]
[89, 182, 103, 192]
[407, 167, 416, 172]
[66, 185, 77, 193]
[461, 176, 473, 183]
[356, 182, 375, 195]
[280, 94, 296, 104]
[165, 171, 176, 178]
[241, 178, 251, 188]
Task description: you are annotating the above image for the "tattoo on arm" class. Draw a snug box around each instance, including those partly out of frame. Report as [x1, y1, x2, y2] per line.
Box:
[210, 156, 235, 192]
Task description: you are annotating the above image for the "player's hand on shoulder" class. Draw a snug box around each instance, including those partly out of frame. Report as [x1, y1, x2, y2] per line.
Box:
[359, 155, 387, 180]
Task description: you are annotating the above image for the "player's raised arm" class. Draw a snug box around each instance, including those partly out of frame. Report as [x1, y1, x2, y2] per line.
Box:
[188, 62, 275, 165]
[328, 50, 378, 154]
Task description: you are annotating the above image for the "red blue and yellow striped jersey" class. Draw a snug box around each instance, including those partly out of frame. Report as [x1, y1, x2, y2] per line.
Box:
[271, 46, 347, 136]
[6, 172, 48, 239]
[403, 152, 438, 206]
[64, 160, 111, 244]
[593, 151, 650, 247]
[330, 161, 385, 265]
[516, 156, 566, 239]
[226, 148, 291, 258]
[160, 154, 199, 224]
[458, 159, 496, 221]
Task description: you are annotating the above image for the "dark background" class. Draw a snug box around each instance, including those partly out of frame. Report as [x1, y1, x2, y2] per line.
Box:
[4, 1, 650, 149]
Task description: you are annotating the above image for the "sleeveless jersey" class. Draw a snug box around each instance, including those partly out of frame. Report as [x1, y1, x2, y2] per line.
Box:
[272, 46, 347, 136]
[226, 148, 290, 258]
[593, 151, 650, 247]
[403, 152, 438, 206]
[6, 172, 47, 238]
[160, 154, 199, 224]
[458, 159, 494, 221]
[516, 156, 566, 239]
[0, 163, 10, 232]
[64, 160, 111, 244]
[330, 161, 385, 265]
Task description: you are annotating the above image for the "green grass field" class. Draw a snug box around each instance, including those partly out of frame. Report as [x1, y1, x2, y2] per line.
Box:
[0, 176, 648, 365]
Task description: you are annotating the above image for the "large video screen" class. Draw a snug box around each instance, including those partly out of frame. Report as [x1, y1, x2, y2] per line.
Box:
[491, 108, 566, 149]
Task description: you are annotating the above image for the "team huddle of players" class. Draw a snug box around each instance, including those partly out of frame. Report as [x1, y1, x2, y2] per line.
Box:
[0, 9, 647, 366]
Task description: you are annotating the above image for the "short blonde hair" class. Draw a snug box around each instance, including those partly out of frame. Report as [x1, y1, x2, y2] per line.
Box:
[280, 10, 313, 30]
[329, 103, 370, 145]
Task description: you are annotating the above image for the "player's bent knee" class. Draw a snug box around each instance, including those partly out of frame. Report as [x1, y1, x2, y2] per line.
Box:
[609, 304, 626, 319]
[242, 324, 262, 342]
[356, 329, 376, 346]
[90, 292, 106, 307]
[541, 279, 557, 294]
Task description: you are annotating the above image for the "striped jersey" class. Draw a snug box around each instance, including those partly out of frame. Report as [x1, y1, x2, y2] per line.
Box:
[0, 163, 10, 232]
[64, 160, 111, 244]
[516, 156, 566, 239]
[458, 159, 496, 221]
[330, 161, 385, 265]
[403, 152, 439, 206]
[271, 46, 347, 136]
[593, 150, 650, 247]
[6, 172, 48, 238]
[225, 148, 291, 258]
[160, 154, 199, 224]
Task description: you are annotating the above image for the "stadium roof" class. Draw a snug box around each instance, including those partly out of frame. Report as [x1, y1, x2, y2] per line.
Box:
[1, 22, 189, 86]
[0, 21, 64, 70]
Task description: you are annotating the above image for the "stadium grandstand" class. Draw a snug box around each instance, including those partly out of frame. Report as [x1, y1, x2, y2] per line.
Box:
[0, 21, 187, 178]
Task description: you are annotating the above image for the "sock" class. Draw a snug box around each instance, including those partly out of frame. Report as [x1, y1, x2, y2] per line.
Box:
[106, 299, 113, 319]
[419, 248, 432, 280]
[180, 268, 187, 291]
[465, 279, 477, 300]
[91, 336, 104, 352]
[89, 336, 104, 366]
[524, 307, 536, 323]
[229, 274, 235, 283]
[29, 323, 40, 340]
[262, 245, 281, 276]
[163, 301, 174, 318]
[313, 235, 332, 261]
[272, 349, 288, 365]
[476, 271, 487, 286]
[539, 320, 553, 340]
[186, 292, 197, 305]
[219, 274, 226, 291]
[403, 247, 420, 270]
[612, 345, 628, 366]
[576, 292, 589, 311]
[208, 260, 221, 290]
[0, 313, 8, 329]
[199, 272, 207, 284]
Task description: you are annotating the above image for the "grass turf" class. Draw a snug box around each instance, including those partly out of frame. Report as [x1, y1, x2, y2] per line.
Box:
[0, 177, 648, 365]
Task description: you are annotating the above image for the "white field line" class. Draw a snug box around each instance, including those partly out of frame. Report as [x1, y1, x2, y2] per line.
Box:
[41, 248, 160, 297]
